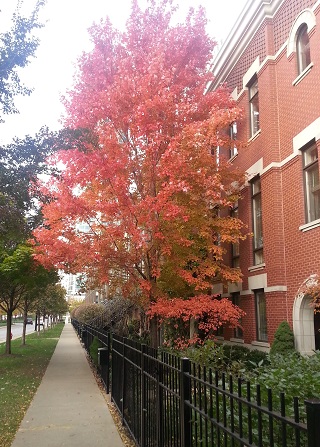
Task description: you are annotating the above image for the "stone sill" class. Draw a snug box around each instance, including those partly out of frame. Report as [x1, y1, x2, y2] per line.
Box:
[248, 129, 261, 144]
[299, 219, 320, 232]
[215, 336, 224, 341]
[230, 338, 244, 344]
[248, 263, 265, 272]
[251, 340, 270, 348]
[292, 62, 313, 86]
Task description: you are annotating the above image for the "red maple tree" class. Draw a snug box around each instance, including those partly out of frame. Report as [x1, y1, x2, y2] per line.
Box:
[148, 295, 245, 348]
[33, 0, 246, 345]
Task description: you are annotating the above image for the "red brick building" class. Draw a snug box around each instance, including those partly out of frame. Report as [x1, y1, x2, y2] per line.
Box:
[209, 0, 320, 354]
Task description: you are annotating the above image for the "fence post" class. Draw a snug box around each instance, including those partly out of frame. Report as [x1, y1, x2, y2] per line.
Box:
[156, 356, 164, 447]
[180, 357, 192, 447]
[106, 332, 111, 394]
[121, 337, 126, 423]
[98, 347, 109, 393]
[141, 344, 146, 447]
[81, 328, 87, 349]
[305, 398, 320, 447]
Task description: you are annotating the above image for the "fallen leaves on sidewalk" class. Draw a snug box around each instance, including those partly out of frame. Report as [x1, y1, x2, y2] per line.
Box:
[85, 352, 136, 447]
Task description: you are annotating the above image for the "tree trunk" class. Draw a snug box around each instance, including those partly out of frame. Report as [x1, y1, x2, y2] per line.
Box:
[149, 317, 159, 348]
[37, 311, 41, 335]
[21, 308, 27, 346]
[5, 310, 12, 355]
[190, 317, 198, 340]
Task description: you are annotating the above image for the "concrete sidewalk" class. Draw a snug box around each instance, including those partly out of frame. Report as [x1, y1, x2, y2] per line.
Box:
[11, 323, 124, 447]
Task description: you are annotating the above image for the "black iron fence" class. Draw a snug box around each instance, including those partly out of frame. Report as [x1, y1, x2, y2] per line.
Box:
[72, 319, 320, 447]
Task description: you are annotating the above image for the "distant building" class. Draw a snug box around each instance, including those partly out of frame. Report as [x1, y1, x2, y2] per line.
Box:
[60, 272, 85, 302]
[208, 0, 320, 354]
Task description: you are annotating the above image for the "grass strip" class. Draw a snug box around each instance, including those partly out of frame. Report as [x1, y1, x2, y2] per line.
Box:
[0, 323, 64, 447]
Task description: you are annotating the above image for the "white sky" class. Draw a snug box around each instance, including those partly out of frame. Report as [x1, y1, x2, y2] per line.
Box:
[0, 0, 248, 144]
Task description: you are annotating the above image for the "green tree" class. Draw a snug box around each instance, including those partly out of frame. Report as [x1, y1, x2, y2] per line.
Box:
[270, 321, 295, 356]
[0, 0, 45, 120]
[0, 244, 60, 354]
[0, 244, 35, 353]
[0, 193, 27, 252]
[19, 268, 61, 343]
[32, 283, 67, 333]
[0, 126, 99, 241]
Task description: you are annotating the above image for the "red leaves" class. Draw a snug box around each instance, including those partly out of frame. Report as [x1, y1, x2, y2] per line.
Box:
[33, 0, 246, 310]
[149, 295, 245, 327]
[148, 295, 245, 347]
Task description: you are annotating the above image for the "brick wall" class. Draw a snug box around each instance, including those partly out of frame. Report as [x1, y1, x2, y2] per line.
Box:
[215, 0, 320, 349]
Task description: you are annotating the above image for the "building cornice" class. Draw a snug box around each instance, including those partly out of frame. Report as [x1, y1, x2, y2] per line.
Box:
[208, 0, 320, 92]
[208, 0, 284, 91]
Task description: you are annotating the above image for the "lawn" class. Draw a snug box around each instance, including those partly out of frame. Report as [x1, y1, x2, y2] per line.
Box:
[0, 323, 64, 447]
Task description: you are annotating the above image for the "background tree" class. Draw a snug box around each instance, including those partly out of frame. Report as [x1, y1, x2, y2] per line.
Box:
[33, 0, 246, 346]
[0, 243, 62, 353]
[0, 125, 100, 236]
[0, 244, 45, 353]
[68, 296, 84, 314]
[0, 0, 45, 121]
[33, 283, 68, 331]
[0, 192, 27, 252]
[19, 267, 61, 344]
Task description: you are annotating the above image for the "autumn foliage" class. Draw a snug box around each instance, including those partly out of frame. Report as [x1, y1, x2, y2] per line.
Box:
[33, 0, 246, 344]
[149, 295, 245, 347]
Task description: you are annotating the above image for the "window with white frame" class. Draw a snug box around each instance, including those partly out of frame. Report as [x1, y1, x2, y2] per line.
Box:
[296, 23, 311, 75]
[229, 122, 238, 158]
[255, 289, 268, 342]
[302, 142, 320, 223]
[248, 77, 260, 137]
[251, 177, 264, 265]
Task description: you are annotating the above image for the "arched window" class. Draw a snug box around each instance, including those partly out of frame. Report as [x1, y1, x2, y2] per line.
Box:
[296, 23, 311, 74]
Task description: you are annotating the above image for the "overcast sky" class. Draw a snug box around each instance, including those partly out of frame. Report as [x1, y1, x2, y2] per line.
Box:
[0, 0, 248, 144]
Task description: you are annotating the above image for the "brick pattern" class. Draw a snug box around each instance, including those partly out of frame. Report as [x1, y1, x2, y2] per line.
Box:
[226, 24, 267, 93]
[273, 0, 315, 52]
[217, 0, 320, 348]
[225, 0, 315, 95]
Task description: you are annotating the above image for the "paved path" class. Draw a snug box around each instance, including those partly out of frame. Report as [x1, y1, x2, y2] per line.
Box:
[11, 323, 124, 447]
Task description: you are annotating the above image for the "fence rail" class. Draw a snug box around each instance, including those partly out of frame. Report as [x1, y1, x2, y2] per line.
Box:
[72, 319, 320, 447]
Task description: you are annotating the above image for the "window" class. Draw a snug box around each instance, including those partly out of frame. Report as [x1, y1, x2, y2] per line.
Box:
[229, 122, 238, 158]
[302, 142, 320, 223]
[248, 77, 260, 137]
[231, 202, 240, 268]
[251, 177, 264, 265]
[216, 325, 224, 337]
[232, 292, 243, 339]
[296, 24, 311, 74]
[255, 289, 267, 342]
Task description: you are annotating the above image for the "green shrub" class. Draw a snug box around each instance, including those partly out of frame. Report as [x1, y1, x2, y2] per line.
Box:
[270, 321, 295, 356]
[172, 340, 269, 375]
[222, 344, 250, 362]
[184, 340, 225, 368]
[89, 336, 102, 366]
[244, 351, 320, 422]
[246, 348, 269, 368]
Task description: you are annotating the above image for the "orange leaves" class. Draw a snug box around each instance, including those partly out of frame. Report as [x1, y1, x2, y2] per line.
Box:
[149, 295, 245, 324]
[148, 295, 245, 346]
[33, 0, 247, 310]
